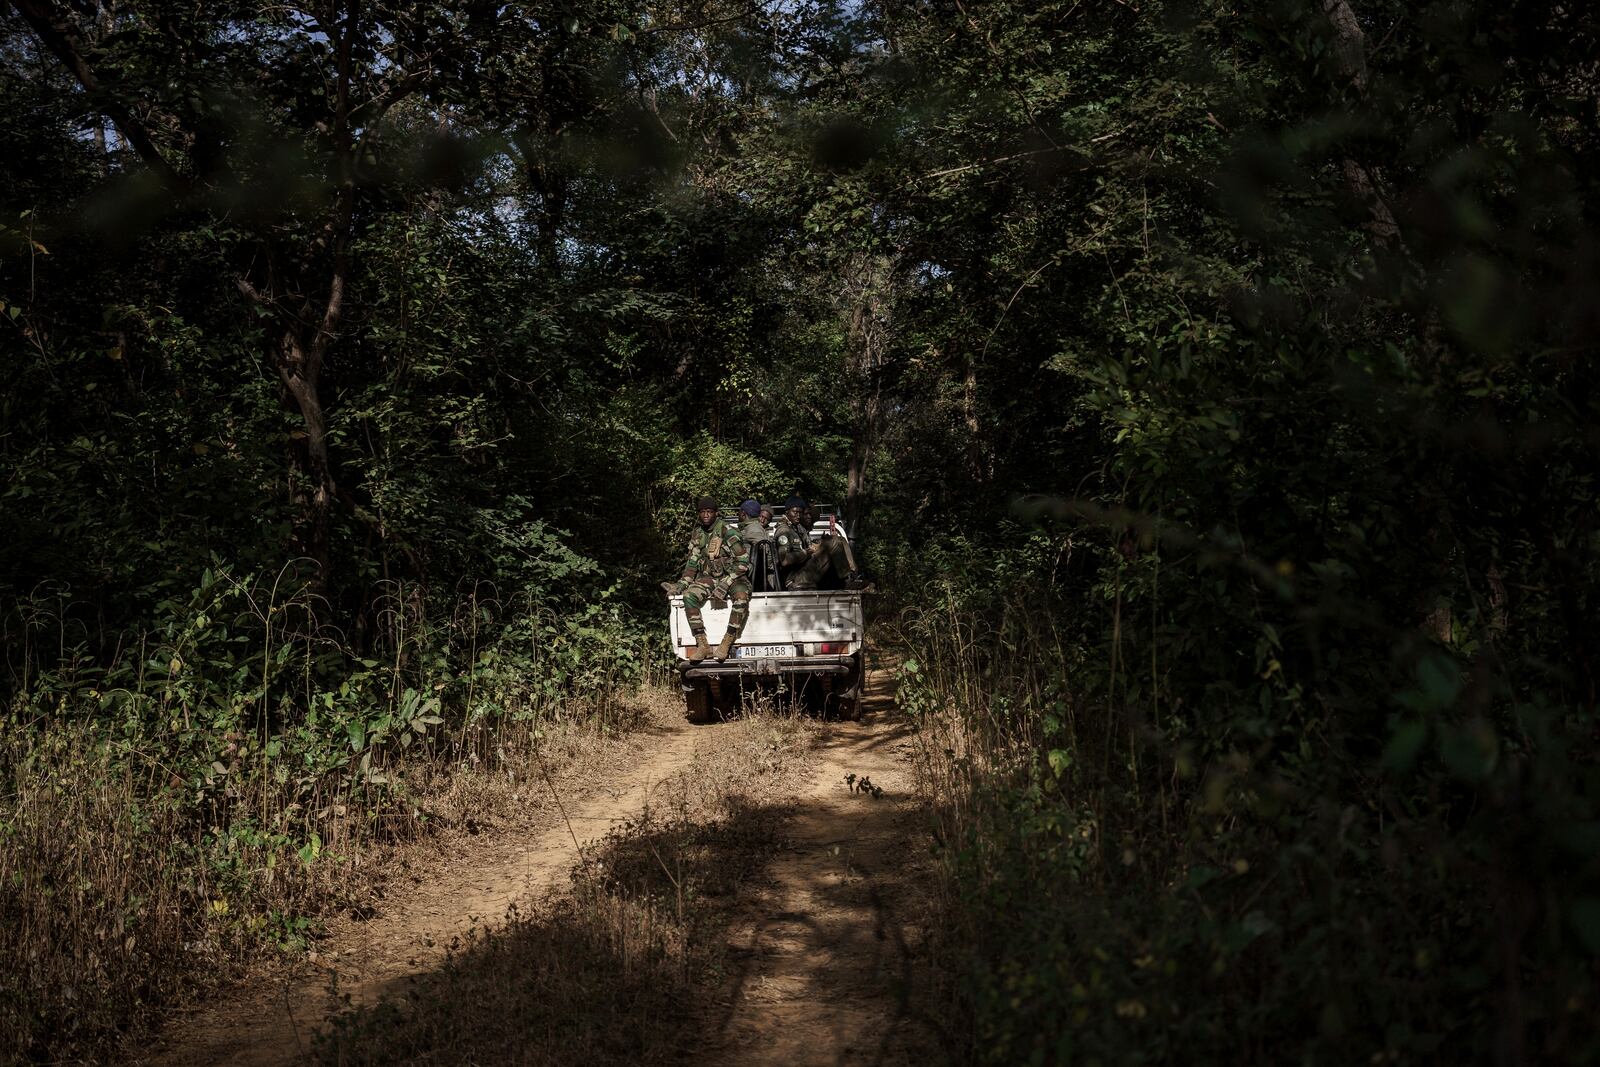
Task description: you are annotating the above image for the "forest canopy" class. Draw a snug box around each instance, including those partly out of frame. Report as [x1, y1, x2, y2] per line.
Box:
[2, 0, 1598, 1063]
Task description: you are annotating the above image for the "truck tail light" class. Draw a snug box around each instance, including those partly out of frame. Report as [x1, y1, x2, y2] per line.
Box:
[813, 642, 848, 654]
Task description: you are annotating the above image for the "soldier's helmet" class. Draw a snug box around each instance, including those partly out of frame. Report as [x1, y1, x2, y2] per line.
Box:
[695, 495, 717, 512]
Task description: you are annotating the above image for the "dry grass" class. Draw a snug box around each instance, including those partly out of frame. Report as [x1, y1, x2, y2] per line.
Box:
[0, 691, 665, 1065]
[879, 607, 1075, 1061]
[1, 719, 198, 1061]
[311, 703, 816, 1067]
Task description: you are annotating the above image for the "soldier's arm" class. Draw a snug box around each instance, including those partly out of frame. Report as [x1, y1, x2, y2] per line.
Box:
[728, 534, 751, 581]
[775, 527, 808, 568]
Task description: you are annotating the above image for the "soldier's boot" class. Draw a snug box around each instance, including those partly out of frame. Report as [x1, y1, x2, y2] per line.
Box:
[686, 634, 712, 662]
[713, 633, 737, 661]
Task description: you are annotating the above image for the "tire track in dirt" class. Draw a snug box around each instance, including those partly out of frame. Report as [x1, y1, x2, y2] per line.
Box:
[705, 654, 942, 1067]
[138, 711, 726, 1067]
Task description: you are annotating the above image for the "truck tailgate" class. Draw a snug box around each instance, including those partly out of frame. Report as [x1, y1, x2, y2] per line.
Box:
[668, 591, 863, 651]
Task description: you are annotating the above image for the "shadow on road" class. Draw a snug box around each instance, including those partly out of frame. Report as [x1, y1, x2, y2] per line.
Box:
[310, 788, 792, 1066]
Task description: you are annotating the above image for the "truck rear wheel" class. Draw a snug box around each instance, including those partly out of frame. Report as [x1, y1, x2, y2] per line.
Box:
[684, 683, 715, 724]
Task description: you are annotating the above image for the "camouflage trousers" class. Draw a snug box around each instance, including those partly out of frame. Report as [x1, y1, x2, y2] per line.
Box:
[681, 578, 752, 640]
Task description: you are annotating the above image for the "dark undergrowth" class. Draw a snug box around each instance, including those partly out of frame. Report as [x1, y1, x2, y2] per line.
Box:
[896, 565, 1600, 1066]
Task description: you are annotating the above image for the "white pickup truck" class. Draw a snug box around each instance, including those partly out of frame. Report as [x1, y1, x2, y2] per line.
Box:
[666, 512, 865, 723]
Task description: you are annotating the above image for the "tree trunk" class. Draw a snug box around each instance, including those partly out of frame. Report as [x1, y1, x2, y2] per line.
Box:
[842, 258, 891, 537]
[1322, 2, 1401, 242]
[846, 393, 876, 536]
[528, 152, 567, 270]
[846, 440, 866, 530]
[963, 355, 990, 482]
[277, 333, 337, 589]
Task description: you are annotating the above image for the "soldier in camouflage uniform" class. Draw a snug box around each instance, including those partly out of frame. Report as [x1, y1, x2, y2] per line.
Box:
[772, 496, 813, 582]
[663, 495, 752, 661]
[773, 495, 855, 591]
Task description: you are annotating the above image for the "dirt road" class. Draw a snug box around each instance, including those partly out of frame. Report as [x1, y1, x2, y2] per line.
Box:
[141, 709, 718, 1067]
[706, 655, 938, 1066]
[138, 658, 937, 1067]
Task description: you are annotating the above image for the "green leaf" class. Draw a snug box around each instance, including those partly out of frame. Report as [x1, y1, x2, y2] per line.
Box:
[1382, 720, 1428, 773]
[1222, 910, 1276, 953]
[1438, 721, 1497, 784]
[1416, 654, 1462, 709]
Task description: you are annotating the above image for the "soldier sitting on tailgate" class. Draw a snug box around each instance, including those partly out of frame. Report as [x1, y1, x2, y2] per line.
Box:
[661, 495, 752, 661]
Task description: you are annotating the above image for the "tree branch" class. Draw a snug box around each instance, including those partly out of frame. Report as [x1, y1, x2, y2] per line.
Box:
[10, 0, 184, 186]
[638, 4, 761, 36]
[234, 273, 272, 308]
[352, 64, 431, 133]
[309, 1, 362, 370]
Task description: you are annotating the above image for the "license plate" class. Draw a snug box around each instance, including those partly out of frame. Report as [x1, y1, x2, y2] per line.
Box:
[736, 644, 795, 658]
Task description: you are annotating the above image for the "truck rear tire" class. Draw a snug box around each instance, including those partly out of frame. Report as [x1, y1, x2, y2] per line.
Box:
[684, 683, 715, 725]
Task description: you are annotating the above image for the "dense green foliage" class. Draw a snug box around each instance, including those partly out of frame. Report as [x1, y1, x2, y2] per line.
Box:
[2, 0, 1597, 1062]
[869, 2, 1600, 1063]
